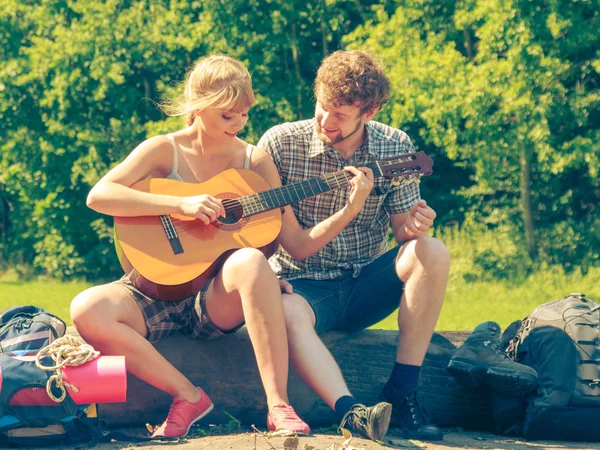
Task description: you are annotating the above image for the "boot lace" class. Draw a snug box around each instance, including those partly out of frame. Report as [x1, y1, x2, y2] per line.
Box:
[403, 392, 427, 427]
[483, 339, 510, 360]
[165, 397, 187, 424]
[338, 404, 368, 433]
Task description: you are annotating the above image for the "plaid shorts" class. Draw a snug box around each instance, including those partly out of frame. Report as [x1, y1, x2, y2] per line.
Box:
[112, 276, 243, 344]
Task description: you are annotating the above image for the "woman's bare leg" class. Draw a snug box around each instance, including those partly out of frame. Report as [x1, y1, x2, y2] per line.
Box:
[70, 284, 199, 402]
[205, 248, 289, 410]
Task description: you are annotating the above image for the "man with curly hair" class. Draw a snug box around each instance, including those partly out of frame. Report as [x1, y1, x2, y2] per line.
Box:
[258, 50, 449, 442]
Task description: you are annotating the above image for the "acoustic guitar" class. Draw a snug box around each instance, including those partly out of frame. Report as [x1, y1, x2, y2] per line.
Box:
[114, 151, 433, 301]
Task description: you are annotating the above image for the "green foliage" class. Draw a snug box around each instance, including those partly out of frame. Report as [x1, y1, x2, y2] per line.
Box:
[346, 0, 599, 270]
[0, 0, 597, 279]
[0, 0, 375, 279]
[375, 226, 600, 332]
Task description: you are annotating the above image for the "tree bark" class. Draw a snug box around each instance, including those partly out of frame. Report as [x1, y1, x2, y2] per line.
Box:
[290, 22, 303, 118]
[90, 329, 493, 431]
[520, 145, 537, 259]
[320, 0, 329, 57]
[463, 28, 474, 60]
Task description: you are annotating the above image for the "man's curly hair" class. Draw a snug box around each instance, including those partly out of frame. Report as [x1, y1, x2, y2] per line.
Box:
[314, 50, 390, 114]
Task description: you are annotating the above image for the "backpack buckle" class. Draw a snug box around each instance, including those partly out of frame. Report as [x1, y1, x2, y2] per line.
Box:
[14, 318, 32, 330]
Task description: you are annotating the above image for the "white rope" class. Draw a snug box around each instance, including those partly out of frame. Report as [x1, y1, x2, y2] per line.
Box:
[35, 335, 100, 403]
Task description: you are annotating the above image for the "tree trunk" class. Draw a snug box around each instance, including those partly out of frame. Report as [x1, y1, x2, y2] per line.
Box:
[320, 0, 329, 57]
[88, 329, 493, 431]
[520, 145, 537, 259]
[463, 29, 474, 60]
[0, 183, 9, 251]
[290, 22, 303, 119]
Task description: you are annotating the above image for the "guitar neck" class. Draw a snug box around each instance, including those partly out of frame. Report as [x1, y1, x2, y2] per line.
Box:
[238, 161, 382, 217]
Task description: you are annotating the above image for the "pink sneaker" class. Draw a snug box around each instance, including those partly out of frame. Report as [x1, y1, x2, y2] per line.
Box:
[152, 387, 214, 438]
[267, 403, 311, 435]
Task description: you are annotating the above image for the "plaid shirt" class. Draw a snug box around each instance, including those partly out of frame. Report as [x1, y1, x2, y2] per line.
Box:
[258, 119, 420, 281]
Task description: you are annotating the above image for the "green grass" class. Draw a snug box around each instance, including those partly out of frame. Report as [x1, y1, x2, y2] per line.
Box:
[0, 278, 91, 323]
[373, 226, 600, 331]
[373, 266, 600, 331]
[1, 227, 599, 331]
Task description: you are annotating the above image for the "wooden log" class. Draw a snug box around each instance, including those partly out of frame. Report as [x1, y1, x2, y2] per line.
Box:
[80, 328, 493, 431]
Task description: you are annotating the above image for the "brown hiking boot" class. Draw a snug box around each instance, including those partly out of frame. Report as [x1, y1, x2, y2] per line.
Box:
[338, 402, 392, 441]
[447, 321, 538, 396]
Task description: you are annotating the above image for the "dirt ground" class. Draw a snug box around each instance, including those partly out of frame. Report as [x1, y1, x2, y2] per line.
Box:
[53, 426, 600, 450]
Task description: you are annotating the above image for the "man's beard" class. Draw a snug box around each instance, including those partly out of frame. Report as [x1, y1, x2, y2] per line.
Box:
[316, 120, 363, 146]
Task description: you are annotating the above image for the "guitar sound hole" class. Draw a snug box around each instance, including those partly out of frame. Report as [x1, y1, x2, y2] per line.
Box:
[219, 207, 243, 225]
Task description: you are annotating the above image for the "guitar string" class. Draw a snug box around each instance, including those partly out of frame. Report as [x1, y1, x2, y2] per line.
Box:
[170, 172, 417, 231]
[171, 176, 420, 231]
[172, 171, 357, 230]
[171, 215, 283, 234]
[163, 159, 421, 230]
[158, 175, 417, 236]
[183, 157, 418, 212]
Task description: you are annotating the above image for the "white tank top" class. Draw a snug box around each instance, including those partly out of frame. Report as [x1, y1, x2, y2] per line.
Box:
[165, 134, 253, 181]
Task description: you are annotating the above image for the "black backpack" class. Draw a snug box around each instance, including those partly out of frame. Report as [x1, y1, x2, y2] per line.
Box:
[0, 305, 66, 355]
[0, 306, 102, 447]
[506, 293, 600, 441]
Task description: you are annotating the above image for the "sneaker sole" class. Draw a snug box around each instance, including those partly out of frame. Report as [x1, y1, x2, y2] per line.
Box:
[183, 402, 214, 437]
[447, 359, 537, 396]
[402, 427, 444, 441]
[368, 402, 392, 441]
[268, 428, 310, 436]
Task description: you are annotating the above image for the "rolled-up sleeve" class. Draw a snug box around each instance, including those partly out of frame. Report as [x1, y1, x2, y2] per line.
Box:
[383, 136, 421, 214]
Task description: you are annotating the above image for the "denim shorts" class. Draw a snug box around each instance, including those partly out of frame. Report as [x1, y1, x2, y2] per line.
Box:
[112, 276, 243, 344]
[288, 249, 403, 333]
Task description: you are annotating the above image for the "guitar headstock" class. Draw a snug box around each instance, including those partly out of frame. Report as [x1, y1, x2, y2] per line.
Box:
[377, 151, 433, 186]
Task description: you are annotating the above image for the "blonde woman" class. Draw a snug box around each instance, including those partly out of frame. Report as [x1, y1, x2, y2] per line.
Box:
[70, 56, 313, 437]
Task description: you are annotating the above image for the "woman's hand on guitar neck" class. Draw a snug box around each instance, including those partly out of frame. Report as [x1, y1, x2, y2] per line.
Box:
[178, 195, 226, 224]
[344, 166, 374, 216]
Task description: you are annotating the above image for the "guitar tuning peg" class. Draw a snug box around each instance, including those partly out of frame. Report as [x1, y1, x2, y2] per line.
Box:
[412, 175, 421, 185]
[402, 177, 412, 185]
[391, 177, 400, 187]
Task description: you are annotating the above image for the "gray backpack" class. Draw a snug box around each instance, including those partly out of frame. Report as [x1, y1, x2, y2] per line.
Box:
[507, 293, 600, 440]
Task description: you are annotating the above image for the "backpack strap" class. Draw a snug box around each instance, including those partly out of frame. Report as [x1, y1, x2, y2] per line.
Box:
[506, 318, 530, 361]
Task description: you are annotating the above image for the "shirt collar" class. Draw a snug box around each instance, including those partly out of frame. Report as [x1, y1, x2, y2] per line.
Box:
[309, 124, 329, 157]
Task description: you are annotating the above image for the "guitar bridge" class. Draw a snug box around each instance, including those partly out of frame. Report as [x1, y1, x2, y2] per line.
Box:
[160, 215, 184, 255]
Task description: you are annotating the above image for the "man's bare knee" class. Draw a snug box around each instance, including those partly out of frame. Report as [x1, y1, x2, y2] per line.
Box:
[414, 237, 450, 269]
[283, 294, 316, 331]
[396, 236, 450, 278]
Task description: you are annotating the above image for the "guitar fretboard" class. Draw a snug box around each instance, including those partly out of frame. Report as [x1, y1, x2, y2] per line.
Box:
[236, 161, 382, 217]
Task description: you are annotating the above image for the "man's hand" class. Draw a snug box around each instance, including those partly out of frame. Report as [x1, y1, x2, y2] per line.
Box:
[279, 279, 294, 294]
[345, 166, 374, 216]
[404, 200, 436, 237]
